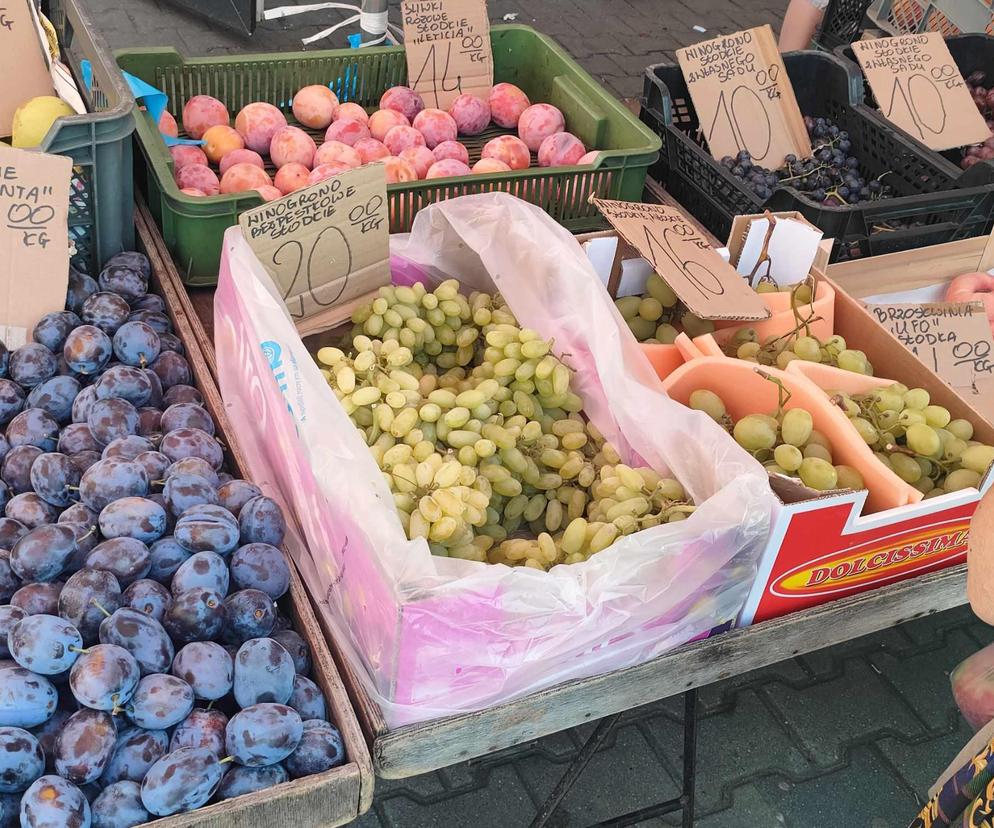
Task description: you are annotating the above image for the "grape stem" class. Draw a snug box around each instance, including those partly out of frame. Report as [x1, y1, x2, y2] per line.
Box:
[753, 369, 793, 417]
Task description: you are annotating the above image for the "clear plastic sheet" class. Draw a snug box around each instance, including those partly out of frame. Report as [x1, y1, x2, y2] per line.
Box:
[214, 193, 775, 728]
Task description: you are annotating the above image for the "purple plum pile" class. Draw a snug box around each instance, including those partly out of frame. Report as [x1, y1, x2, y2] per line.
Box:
[0, 252, 345, 827]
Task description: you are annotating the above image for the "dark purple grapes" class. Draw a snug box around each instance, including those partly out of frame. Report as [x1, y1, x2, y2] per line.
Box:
[30, 452, 81, 507]
[98, 727, 168, 786]
[233, 637, 293, 707]
[170, 641, 233, 701]
[63, 325, 112, 377]
[163, 474, 217, 517]
[121, 579, 171, 622]
[8, 614, 83, 675]
[216, 763, 288, 800]
[0, 665, 57, 727]
[174, 504, 239, 555]
[134, 451, 168, 482]
[67, 268, 99, 315]
[91, 780, 148, 828]
[238, 496, 286, 547]
[103, 253, 150, 283]
[6, 493, 59, 529]
[20, 775, 90, 828]
[162, 588, 225, 644]
[81, 293, 130, 335]
[98, 266, 147, 304]
[78, 459, 148, 512]
[146, 537, 189, 582]
[126, 674, 193, 729]
[171, 551, 229, 597]
[86, 399, 139, 447]
[168, 708, 227, 756]
[217, 479, 262, 517]
[287, 675, 326, 721]
[98, 497, 166, 544]
[225, 703, 302, 767]
[33, 312, 81, 354]
[71, 385, 99, 424]
[100, 436, 153, 462]
[160, 403, 214, 436]
[98, 608, 173, 676]
[162, 385, 201, 407]
[10, 525, 77, 582]
[58, 569, 122, 644]
[8, 409, 59, 452]
[285, 719, 344, 778]
[160, 427, 222, 470]
[27, 376, 80, 424]
[54, 709, 116, 784]
[93, 366, 151, 408]
[111, 322, 159, 369]
[0, 727, 45, 792]
[0, 380, 24, 427]
[11, 583, 62, 616]
[9, 345, 57, 389]
[69, 644, 140, 711]
[230, 543, 290, 600]
[140, 746, 223, 816]
[84, 539, 150, 587]
[0, 605, 25, 658]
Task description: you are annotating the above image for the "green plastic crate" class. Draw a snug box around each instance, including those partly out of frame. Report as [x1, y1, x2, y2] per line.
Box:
[41, 0, 135, 273]
[115, 25, 661, 286]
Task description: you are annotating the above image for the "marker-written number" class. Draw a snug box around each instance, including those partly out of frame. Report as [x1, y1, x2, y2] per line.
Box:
[706, 85, 773, 162]
[412, 41, 463, 108]
[272, 226, 353, 319]
[640, 222, 725, 301]
[883, 72, 947, 139]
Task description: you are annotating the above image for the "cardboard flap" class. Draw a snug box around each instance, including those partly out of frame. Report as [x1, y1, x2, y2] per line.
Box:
[0, 0, 59, 137]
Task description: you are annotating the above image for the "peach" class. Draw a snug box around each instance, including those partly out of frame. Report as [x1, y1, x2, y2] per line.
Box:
[170, 145, 208, 172]
[219, 149, 265, 176]
[234, 102, 288, 154]
[448, 93, 491, 136]
[412, 108, 458, 149]
[309, 162, 352, 185]
[274, 163, 312, 195]
[179, 187, 206, 197]
[324, 118, 371, 147]
[433, 141, 469, 165]
[578, 150, 601, 165]
[256, 185, 284, 202]
[292, 85, 339, 129]
[368, 109, 410, 142]
[159, 110, 179, 137]
[379, 86, 425, 122]
[481, 135, 531, 170]
[426, 159, 471, 179]
[270, 125, 317, 169]
[537, 132, 586, 167]
[335, 102, 369, 124]
[383, 156, 418, 184]
[314, 140, 362, 169]
[383, 125, 425, 156]
[400, 146, 436, 179]
[355, 138, 391, 165]
[182, 95, 229, 140]
[175, 165, 220, 196]
[489, 83, 530, 129]
[517, 103, 565, 153]
[219, 163, 272, 195]
[202, 125, 245, 165]
[472, 157, 511, 174]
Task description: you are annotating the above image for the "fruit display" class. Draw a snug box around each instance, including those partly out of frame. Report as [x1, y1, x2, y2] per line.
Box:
[945, 271, 994, 337]
[829, 383, 994, 497]
[315, 279, 696, 571]
[170, 82, 601, 199]
[0, 252, 346, 824]
[960, 71, 994, 170]
[612, 272, 715, 343]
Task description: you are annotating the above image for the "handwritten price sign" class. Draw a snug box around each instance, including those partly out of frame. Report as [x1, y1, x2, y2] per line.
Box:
[239, 164, 390, 327]
[853, 34, 990, 151]
[592, 198, 770, 321]
[401, 0, 493, 110]
[677, 25, 811, 169]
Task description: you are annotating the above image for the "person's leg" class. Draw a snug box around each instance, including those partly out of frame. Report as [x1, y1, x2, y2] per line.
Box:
[779, 0, 827, 51]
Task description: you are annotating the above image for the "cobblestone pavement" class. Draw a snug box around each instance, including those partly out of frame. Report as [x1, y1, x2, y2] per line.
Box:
[79, 0, 994, 824]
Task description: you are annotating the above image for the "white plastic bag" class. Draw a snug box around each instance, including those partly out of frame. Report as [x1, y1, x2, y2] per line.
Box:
[214, 193, 775, 728]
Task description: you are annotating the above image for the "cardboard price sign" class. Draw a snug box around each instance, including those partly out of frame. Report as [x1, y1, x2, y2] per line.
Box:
[401, 0, 493, 110]
[238, 164, 390, 330]
[853, 34, 990, 152]
[0, 0, 58, 136]
[676, 25, 811, 169]
[591, 198, 770, 321]
[0, 146, 72, 348]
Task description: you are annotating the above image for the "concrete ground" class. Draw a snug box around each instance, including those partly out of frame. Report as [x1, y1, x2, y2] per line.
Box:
[81, 0, 994, 824]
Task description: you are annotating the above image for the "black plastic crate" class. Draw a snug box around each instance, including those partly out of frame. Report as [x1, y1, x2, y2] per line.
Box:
[640, 50, 994, 260]
[837, 34, 994, 185]
[814, 0, 875, 50]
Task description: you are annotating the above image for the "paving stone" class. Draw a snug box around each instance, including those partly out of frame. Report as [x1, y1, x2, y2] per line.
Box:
[877, 716, 977, 796]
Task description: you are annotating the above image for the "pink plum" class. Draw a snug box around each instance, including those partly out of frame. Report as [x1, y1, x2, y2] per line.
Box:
[335, 102, 369, 124]
[324, 118, 371, 147]
[219, 163, 272, 194]
[309, 162, 352, 185]
[412, 108, 458, 149]
[314, 140, 362, 169]
[355, 138, 391, 164]
[383, 156, 418, 183]
[219, 149, 265, 176]
[274, 163, 311, 195]
[433, 141, 469, 165]
[292, 85, 340, 129]
[517, 103, 565, 152]
[179, 187, 206, 196]
[368, 109, 410, 142]
[159, 110, 179, 137]
[489, 83, 530, 129]
[170, 145, 208, 172]
[256, 185, 284, 202]
[175, 165, 220, 196]
[426, 159, 471, 179]
[234, 102, 289, 154]
[448, 93, 491, 136]
[481, 135, 531, 170]
[472, 157, 511, 174]
[379, 86, 425, 122]
[578, 150, 601, 165]
[537, 131, 586, 167]
[383, 125, 425, 156]
[270, 125, 317, 168]
[400, 146, 436, 179]
[182, 95, 229, 140]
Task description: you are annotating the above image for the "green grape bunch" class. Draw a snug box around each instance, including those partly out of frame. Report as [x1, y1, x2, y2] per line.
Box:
[613, 273, 715, 344]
